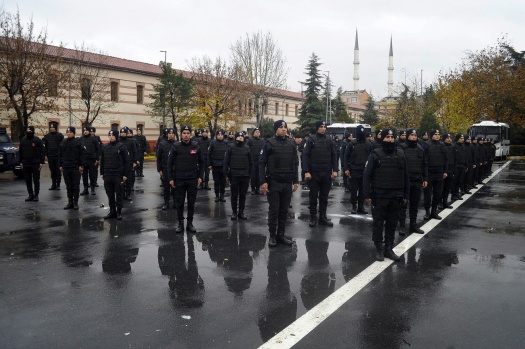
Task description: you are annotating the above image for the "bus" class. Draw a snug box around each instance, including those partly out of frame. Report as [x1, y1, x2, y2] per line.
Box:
[468, 120, 510, 160]
[326, 123, 372, 139]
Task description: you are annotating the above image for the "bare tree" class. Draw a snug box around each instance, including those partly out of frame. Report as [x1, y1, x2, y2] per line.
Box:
[65, 43, 116, 127]
[187, 55, 250, 136]
[0, 9, 65, 139]
[230, 31, 288, 127]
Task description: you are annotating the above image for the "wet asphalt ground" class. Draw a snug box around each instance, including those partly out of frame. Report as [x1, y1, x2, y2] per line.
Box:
[0, 160, 524, 349]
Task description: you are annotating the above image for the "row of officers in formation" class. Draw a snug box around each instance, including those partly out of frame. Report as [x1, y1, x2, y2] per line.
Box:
[17, 120, 496, 262]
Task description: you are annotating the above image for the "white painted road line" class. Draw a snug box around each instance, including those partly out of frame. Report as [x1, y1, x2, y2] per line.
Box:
[258, 161, 511, 349]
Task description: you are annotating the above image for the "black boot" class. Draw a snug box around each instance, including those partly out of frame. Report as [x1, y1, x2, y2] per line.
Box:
[375, 242, 384, 261]
[91, 187, 96, 195]
[55, 184, 61, 190]
[424, 209, 431, 220]
[277, 233, 294, 245]
[357, 205, 368, 214]
[116, 207, 122, 220]
[186, 220, 197, 233]
[219, 194, 226, 202]
[443, 200, 453, 209]
[231, 212, 237, 220]
[384, 244, 401, 261]
[175, 221, 184, 234]
[214, 195, 220, 202]
[398, 220, 406, 235]
[203, 182, 211, 190]
[409, 220, 424, 234]
[80, 188, 89, 196]
[104, 208, 117, 219]
[309, 215, 317, 227]
[25, 194, 34, 202]
[238, 211, 247, 220]
[73, 200, 79, 210]
[64, 201, 73, 210]
[318, 215, 334, 227]
[33, 195, 39, 202]
[161, 202, 170, 210]
[430, 209, 442, 220]
[351, 204, 357, 214]
[268, 233, 277, 247]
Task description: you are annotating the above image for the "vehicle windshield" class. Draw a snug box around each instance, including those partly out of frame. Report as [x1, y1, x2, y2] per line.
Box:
[0, 134, 11, 143]
[471, 126, 501, 141]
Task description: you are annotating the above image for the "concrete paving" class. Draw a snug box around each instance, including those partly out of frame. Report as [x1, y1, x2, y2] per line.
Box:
[0, 160, 523, 348]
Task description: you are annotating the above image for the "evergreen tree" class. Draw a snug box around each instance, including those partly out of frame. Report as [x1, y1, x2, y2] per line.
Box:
[332, 87, 351, 123]
[362, 95, 379, 126]
[296, 53, 325, 136]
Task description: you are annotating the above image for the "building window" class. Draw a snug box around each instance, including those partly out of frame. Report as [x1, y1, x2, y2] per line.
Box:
[47, 74, 58, 97]
[111, 123, 119, 131]
[351, 97, 357, 103]
[275, 103, 279, 115]
[137, 85, 144, 104]
[81, 78, 91, 99]
[285, 104, 289, 116]
[295, 105, 298, 116]
[110, 82, 119, 102]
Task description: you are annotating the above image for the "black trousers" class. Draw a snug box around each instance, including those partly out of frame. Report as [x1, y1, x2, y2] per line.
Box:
[63, 167, 81, 202]
[22, 164, 40, 196]
[104, 175, 123, 210]
[250, 156, 260, 190]
[307, 171, 332, 216]
[349, 175, 365, 207]
[125, 163, 135, 195]
[212, 168, 226, 196]
[175, 178, 198, 221]
[372, 196, 401, 244]
[442, 173, 454, 204]
[48, 157, 61, 186]
[464, 166, 473, 191]
[203, 158, 210, 183]
[478, 163, 485, 182]
[472, 165, 480, 186]
[400, 181, 422, 223]
[267, 179, 293, 235]
[230, 176, 249, 213]
[453, 167, 466, 196]
[137, 154, 144, 175]
[161, 167, 175, 204]
[82, 158, 98, 189]
[424, 172, 443, 211]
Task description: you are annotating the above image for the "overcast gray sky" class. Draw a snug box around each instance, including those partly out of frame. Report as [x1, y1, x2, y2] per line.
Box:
[4, 0, 525, 99]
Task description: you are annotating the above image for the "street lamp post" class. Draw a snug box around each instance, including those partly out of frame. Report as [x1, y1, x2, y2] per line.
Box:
[324, 71, 330, 124]
[160, 50, 167, 132]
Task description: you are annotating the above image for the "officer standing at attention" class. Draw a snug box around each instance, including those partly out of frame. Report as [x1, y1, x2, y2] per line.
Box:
[134, 128, 149, 177]
[302, 120, 338, 227]
[157, 128, 176, 210]
[396, 130, 407, 146]
[339, 132, 352, 193]
[208, 129, 229, 202]
[398, 129, 427, 235]
[90, 127, 103, 187]
[246, 127, 265, 195]
[44, 122, 64, 190]
[441, 133, 456, 209]
[119, 127, 138, 200]
[451, 134, 467, 201]
[19, 126, 45, 201]
[224, 131, 251, 220]
[80, 127, 100, 196]
[167, 125, 205, 234]
[344, 125, 372, 215]
[259, 120, 299, 247]
[423, 129, 448, 220]
[363, 129, 409, 261]
[60, 127, 84, 210]
[225, 131, 235, 145]
[100, 130, 130, 220]
[371, 129, 383, 149]
[463, 135, 475, 193]
[127, 128, 140, 191]
[197, 129, 211, 190]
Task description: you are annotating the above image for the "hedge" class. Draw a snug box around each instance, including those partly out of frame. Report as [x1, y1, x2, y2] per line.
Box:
[510, 145, 525, 156]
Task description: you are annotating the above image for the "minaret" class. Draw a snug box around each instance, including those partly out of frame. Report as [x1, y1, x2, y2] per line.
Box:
[388, 35, 394, 97]
[353, 29, 359, 91]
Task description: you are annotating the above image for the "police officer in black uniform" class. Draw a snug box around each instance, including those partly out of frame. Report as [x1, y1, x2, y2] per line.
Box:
[44, 122, 64, 190]
[225, 131, 235, 145]
[80, 127, 101, 196]
[60, 127, 84, 210]
[119, 127, 138, 200]
[302, 120, 338, 227]
[423, 129, 448, 220]
[197, 129, 211, 190]
[167, 125, 205, 234]
[259, 120, 299, 247]
[451, 134, 467, 201]
[157, 128, 176, 210]
[441, 133, 456, 209]
[363, 129, 409, 261]
[127, 128, 139, 191]
[371, 129, 382, 149]
[477, 137, 487, 182]
[463, 135, 475, 193]
[343, 125, 372, 215]
[134, 128, 149, 177]
[339, 133, 352, 193]
[224, 131, 252, 220]
[19, 126, 45, 201]
[90, 127, 103, 187]
[101, 130, 130, 220]
[396, 130, 407, 146]
[247, 127, 265, 195]
[399, 128, 427, 235]
[208, 129, 229, 202]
